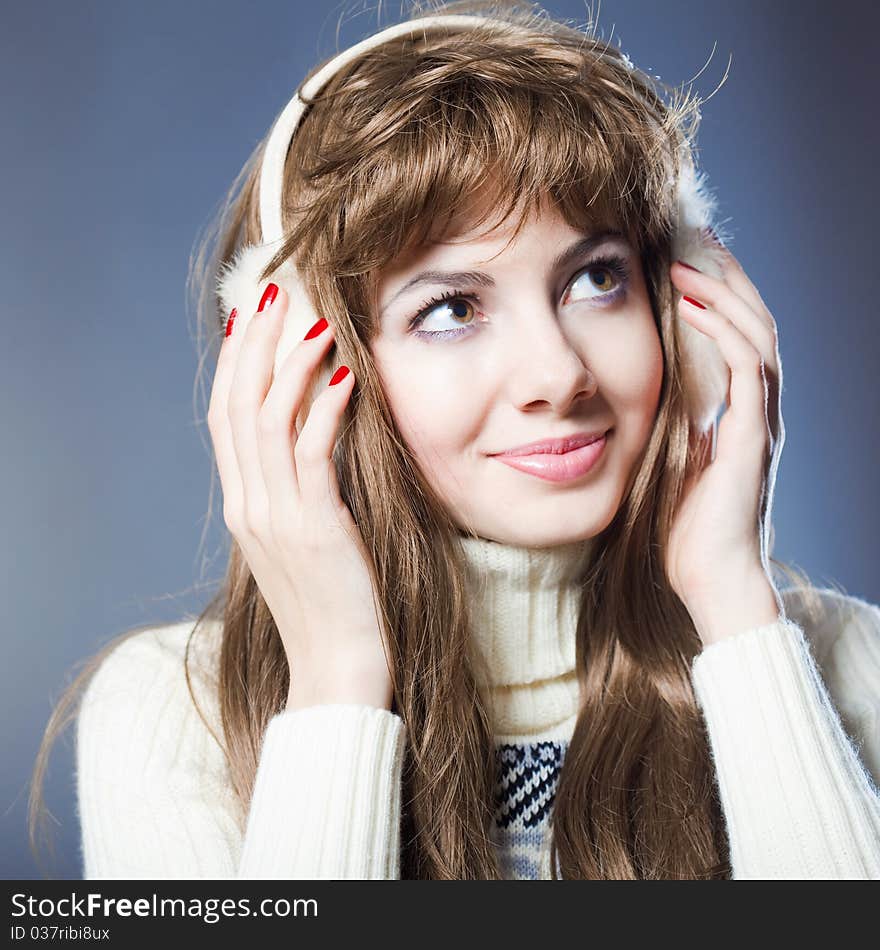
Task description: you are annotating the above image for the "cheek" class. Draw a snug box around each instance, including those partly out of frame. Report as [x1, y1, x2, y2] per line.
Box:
[601, 319, 664, 418]
[586, 318, 663, 470]
[372, 345, 485, 466]
[633, 333, 664, 415]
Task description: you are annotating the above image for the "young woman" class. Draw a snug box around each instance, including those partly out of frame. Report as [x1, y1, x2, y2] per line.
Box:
[30, 0, 880, 880]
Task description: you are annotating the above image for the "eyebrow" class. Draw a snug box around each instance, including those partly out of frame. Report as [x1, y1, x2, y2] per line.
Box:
[380, 229, 628, 316]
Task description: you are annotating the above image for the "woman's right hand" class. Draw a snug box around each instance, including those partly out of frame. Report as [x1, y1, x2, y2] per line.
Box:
[207, 283, 393, 712]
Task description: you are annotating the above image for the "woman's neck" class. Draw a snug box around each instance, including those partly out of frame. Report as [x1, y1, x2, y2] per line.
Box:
[455, 533, 596, 741]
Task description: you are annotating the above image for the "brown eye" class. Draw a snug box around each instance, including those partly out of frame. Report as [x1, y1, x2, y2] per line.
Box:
[418, 296, 476, 332]
[447, 299, 474, 323]
[587, 267, 616, 292]
[565, 256, 630, 305]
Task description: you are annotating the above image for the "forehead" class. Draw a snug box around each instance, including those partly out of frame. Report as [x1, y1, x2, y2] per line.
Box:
[380, 197, 586, 282]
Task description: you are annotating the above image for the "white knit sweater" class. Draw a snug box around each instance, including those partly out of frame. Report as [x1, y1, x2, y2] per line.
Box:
[76, 535, 880, 879]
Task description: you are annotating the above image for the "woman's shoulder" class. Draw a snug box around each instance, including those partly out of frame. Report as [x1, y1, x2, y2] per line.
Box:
[780, 583, 880, 664]
[779, 583, 879, 765]
[78, 616, 226, 766]
[82, 617, 222, 700]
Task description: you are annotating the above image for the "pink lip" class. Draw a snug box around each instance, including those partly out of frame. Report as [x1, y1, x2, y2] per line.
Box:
[491, 431, 611, 483]
[492, 430, 609, 457]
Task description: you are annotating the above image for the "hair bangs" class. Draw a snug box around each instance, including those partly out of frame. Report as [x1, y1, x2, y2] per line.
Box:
[285, 23, 681, 305]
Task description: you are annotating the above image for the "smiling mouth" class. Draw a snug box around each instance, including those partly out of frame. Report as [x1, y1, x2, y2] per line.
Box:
[489, 430, 612, 483]
[490, 429, 611, 458]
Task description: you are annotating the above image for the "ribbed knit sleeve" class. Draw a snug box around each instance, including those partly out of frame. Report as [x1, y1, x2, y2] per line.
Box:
[691, 605, 880, 879]
[237, 705, 405, 879]
[76, 624, 407, 879]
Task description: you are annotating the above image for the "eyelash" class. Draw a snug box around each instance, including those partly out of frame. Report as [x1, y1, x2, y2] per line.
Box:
[407, 254, 631, 340]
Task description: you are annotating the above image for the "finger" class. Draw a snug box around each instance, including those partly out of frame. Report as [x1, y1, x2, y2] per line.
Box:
[703, 236, 775, 328]
[678, 296, 769, 458]
[208, 307, 248, 526]
[673, 261, 783, 442]
[671, 262, 779, 368]
[258, 316, 337, 509]
[293, 364, 356, 510]
[227, 284, 287, 534]
[721, 259, 783, 436]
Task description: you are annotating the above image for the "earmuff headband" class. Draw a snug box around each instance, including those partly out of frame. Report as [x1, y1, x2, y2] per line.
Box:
[259, 16, 499, 245]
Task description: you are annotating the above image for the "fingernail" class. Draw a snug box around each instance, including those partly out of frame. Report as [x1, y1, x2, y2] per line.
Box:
[677, 260, 701, 272]
[304, 317, 328, 340]
[257, 283, 279, 313]
[683, 295, 706, 310]
[329, 365, 350, 386]
[225, 308, 237, 338]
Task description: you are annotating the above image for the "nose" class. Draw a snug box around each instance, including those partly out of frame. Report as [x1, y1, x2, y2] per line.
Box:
[504, 302, 597, 413]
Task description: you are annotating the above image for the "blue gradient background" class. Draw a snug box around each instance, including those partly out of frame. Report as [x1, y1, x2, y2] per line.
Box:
[2, 1, 878, 878]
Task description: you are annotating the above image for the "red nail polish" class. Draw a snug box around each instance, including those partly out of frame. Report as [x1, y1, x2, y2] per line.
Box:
[329, 365, 350, 386]
[225, 308, 237, 338]
[677, 260, 701, 272]
[683, 295, 706, 310]
[304, 317, 328, 340]
[257, 283, 278, 313]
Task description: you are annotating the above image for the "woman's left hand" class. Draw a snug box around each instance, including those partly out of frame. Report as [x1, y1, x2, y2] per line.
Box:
[666, 239, 787, 646]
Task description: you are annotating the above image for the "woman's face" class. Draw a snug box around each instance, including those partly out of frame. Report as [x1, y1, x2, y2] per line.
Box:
[371, 198, 664, 547]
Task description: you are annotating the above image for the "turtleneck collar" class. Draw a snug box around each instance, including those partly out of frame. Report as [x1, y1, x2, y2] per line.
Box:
[454, 533, 596, 742]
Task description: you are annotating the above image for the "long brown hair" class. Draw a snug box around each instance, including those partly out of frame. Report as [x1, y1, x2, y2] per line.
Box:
[30, 0, 818, 879]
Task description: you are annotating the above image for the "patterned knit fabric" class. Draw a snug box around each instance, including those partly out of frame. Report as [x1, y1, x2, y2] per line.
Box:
[492, 739, 568, 879]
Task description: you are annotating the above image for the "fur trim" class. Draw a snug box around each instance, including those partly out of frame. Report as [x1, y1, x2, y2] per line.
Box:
[216, 242, 330, 385]
[670, 159, 730, 431]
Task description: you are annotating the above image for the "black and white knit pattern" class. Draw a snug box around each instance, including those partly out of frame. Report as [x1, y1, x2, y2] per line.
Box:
[492, 740, 567, 879]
